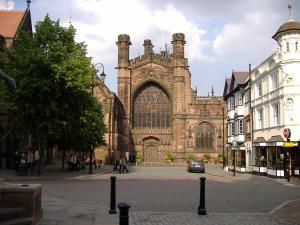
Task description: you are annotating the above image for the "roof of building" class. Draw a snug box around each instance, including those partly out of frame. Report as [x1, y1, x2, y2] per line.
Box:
[232, 71, 249, 85]
[222, 78, 231, 98]
[272, 20, 300, 40]
[0, 10, 26, 38]
[267, 135, 284, 142]
[253, 137, 266, 143]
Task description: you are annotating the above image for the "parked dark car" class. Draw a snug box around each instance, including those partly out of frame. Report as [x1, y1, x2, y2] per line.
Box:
[187, 160, 205, 173]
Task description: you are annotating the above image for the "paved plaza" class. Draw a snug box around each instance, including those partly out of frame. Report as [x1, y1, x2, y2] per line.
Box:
[1, 164, 300, 225]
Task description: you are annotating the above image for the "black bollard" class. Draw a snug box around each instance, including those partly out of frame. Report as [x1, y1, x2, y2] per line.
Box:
[118, 203, 131, 225]
[198, 177, 206, 215]
[109, 176, 117, 214]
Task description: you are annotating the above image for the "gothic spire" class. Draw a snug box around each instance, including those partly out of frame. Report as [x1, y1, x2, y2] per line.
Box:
[288, 0, 293, 21]
[27, 0, 31, 8]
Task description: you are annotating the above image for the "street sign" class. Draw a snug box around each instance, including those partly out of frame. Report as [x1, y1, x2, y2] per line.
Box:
[283, 128, 291, 139]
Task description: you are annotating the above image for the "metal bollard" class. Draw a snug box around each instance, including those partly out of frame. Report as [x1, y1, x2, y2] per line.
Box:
[198, 177, 206, 215]
[118, 203, 131, 225]
[109, 176, 117, 214]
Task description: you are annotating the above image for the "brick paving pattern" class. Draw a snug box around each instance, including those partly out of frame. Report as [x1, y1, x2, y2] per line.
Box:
[38, 197, 298, 225]
[131, 212, 292, 225]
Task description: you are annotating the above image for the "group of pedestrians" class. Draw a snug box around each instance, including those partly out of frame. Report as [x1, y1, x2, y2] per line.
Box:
[68, 154, 80, 171]
[15, 149, 40, 175]
[113, 158, 129, 173]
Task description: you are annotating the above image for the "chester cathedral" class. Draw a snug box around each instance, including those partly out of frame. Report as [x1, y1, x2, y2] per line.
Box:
[94, 33, 225, 163]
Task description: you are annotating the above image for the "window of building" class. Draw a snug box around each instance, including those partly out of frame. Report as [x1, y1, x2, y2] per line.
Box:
[272, 103, 280, 126]
[296, 42, 298, 51]
[239, 119, 243, 134]
[227, 98, 231, 111]
[133, 82, 171, 129]
[245, 89, 250, 103]
[195, 122, 214, 150]
[287, 42, 290, 52]
[257, 108, 264, 129]
[246, 120, 251, 133]
[238, 92, 243, 105]
[235, 119, 243, 135]
[228, 122, 234, 136]
[257, 82, 263, 97]
[270, 72, 279, 91]
[230, 96, 235, 109]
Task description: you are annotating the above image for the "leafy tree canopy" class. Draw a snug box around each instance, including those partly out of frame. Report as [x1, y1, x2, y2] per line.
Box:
[0, 15, 105, 152]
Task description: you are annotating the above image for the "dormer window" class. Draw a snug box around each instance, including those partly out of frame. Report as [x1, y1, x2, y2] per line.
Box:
[286, 42, 290, 52]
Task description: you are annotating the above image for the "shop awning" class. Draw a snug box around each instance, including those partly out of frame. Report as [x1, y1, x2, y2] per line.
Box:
[253, 137, 267, 146]
[266, 135, 284, 146]
[238, 143, 246, 150]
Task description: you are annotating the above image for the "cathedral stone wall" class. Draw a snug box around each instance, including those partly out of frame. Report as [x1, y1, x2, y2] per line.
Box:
[116, 33, 225, 162]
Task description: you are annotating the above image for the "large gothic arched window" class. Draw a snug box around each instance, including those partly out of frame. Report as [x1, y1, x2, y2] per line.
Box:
[195, 122, 214, 150]
[133, 82, 171, 129]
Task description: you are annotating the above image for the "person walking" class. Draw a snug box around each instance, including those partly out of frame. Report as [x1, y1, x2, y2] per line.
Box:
[14, 151, 20, 172]
[113, 160, 118, 172]
[122, 158, 129, 173]
[119, 159, 123, 173]
[34, 150, 41, 175]
[27, 150, 34, 173]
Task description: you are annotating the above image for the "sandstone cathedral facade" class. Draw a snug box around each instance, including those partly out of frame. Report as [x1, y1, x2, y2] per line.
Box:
[97, 33, 225, 163]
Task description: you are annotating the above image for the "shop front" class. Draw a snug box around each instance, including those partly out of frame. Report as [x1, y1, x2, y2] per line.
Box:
[252, 137, 267, 174]
[228, 143, 246, 173]
[252, 135, 300, 178]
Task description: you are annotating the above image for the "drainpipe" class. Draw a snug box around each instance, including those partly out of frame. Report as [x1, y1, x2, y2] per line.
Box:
[223, 106, 225, 169]
[249, 64, 254, 171]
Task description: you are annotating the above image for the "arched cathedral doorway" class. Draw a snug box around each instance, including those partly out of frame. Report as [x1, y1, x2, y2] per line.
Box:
[142, 137, 160, 162]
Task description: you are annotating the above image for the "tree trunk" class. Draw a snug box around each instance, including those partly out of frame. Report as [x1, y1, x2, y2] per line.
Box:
[62, 150, 65, 171]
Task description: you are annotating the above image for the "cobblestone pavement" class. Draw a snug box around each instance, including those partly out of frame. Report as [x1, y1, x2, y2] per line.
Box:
[130, 212, 291, 225]
[38, 197, 298, 225]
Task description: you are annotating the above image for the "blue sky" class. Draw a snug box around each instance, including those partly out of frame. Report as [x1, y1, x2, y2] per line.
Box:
[2, 0, 300, 96]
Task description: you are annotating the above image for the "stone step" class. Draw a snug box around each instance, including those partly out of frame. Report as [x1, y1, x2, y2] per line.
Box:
[0, 217, 32, 225]
[0, 208, 23, 221]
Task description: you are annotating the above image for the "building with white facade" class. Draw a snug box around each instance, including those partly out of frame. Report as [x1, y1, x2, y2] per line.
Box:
[223, 71, 249, 173]
[251, 19, 300, 178]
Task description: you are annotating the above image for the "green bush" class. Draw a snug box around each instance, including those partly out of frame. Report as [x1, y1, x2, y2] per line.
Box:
[135, 154, 143, 163]
[164, 153, 174, 162]
[218, 154, 224, 162]
[187, 154, 196, 161]
[202, 154, 211, 162]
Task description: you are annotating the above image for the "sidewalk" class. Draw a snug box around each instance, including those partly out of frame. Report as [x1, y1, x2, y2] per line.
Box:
[1, 164, 299, 225]
[38, 196, 300, 225]
[0, 164, 113, 181]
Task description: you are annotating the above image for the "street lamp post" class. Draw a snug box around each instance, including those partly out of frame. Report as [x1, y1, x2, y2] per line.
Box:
[89, 63, 106, 175]
[95, 63, 106, 82]
[232, 140, 237, 176]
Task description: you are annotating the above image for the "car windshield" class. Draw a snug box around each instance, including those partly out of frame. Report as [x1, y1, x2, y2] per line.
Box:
[192, 160, 203, 165]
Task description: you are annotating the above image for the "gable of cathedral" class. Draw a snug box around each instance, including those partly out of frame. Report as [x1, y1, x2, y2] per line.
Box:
[114, 33, 225, 162]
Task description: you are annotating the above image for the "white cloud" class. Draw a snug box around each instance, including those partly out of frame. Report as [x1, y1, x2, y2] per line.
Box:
[0, 0, 14, 9]
[33, 0, 208, 64]
[212, 11, 278, 64]
[153, 4, 208, 61]
[8, 0, 300, 95]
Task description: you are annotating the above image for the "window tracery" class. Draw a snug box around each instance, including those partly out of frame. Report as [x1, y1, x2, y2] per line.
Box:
[195, 122, 214, 150]
[133, 82, 171, 129]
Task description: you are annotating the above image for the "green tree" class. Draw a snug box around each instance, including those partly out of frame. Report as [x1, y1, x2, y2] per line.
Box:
[0, 15, 105, 170]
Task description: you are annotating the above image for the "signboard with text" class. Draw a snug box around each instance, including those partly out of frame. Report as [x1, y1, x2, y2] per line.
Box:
[283, 142, 297, 147]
